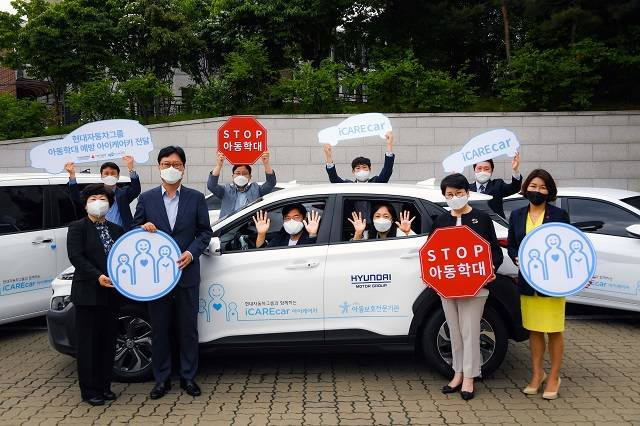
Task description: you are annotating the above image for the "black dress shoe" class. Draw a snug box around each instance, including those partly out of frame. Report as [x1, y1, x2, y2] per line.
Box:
[149, 380, 171, 399]
[86, 396, 105, 406]
[460, 390, 475, 400]
[103, 390, 117, 401]
[180, 379, 201, 397]
[441, 383, 462, 394]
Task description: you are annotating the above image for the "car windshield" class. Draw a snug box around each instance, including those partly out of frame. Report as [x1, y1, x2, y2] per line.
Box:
[211, 196, 264, 227]
[622, 196, 640, 211]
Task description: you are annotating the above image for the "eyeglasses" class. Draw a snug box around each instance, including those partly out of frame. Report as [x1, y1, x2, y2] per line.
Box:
[160, 162, 184, 169]
[444, 191, 467, 200]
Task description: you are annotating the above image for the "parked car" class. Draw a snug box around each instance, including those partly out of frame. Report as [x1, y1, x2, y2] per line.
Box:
[47, 183, 528, 381]
[0, 172, 130, 325]
[502, 188, 640, 312]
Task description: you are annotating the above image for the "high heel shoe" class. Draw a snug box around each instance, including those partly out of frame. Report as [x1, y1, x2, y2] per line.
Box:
[522, 373, 547, 395]
[441, 383, 461, 394]
[542, 378, 561, 400]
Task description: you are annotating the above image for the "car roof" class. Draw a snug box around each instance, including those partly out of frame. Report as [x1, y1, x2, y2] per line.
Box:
[260, 183, 493, 203]
[0, 172, 131, 183]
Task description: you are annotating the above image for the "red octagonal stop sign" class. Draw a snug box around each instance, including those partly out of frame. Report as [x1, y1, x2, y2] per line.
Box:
[218, 115, 267, 165]
[419, 225, 493, 298]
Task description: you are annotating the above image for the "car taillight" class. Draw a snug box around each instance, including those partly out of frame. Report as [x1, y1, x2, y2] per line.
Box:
[498, 238, 508, 248]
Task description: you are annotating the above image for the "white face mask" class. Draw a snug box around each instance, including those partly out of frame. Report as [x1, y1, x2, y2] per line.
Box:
[87, 200, 110, 218]
[446, 195, 468, 211]
[101, 175, 118, 186]
[160, 167, 183, 184]
[354, 170, 370, 182]
[475, 172, 491, 184]
[283, 219, 304, 235]
[373, 218, 392, 233]
[233, 175, 249, 187]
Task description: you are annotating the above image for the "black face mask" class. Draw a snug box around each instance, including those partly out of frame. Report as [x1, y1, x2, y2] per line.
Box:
[526, 191, 548, 206]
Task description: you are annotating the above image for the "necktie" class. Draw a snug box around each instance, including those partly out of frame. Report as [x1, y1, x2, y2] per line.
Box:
[479, 184, 486, 193]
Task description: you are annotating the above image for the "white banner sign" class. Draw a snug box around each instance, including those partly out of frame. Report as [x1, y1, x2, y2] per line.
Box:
[518, 223, 597, 297]
[30, 119, 153, 173]
[442, 128, 520, 173]
[107, 229, 182, 302]
[318, 113, 392, 146]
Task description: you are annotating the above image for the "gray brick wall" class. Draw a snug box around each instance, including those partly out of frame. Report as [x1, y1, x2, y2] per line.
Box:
[1, 112, 639, 194]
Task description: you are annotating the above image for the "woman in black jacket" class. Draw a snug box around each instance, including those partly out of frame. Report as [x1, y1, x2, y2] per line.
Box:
[432, 174, 503, 400]
[67, 184, 124, 406]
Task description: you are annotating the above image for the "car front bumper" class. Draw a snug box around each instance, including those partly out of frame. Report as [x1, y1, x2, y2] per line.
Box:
[46, 303, 76, 356]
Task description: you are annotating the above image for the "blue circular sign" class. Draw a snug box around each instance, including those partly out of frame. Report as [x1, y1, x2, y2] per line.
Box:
[518, 222, 597, 297]
[107, 228, 182, 301]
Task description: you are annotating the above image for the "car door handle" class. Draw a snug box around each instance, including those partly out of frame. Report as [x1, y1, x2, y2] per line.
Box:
[285, 261, 320, 270]
[400, 250, 418, 259]
[32, 238, 53, 245]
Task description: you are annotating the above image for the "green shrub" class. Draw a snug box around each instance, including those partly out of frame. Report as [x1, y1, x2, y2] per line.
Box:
[0, 94, 50, 140]
[67, 79, 127, 122]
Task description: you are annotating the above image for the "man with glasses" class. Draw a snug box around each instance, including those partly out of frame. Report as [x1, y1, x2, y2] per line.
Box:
[208, 151, 277, 219]
[132, 146, 213, 400]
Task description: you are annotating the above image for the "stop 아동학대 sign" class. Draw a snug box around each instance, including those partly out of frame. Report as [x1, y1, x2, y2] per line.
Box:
[418, 225, 493, 298]
[218, 115, 267, 165]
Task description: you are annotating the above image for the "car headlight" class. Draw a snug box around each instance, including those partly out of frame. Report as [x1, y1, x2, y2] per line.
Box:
[57, 271, 74, 280]
[51, 296, 71, 311]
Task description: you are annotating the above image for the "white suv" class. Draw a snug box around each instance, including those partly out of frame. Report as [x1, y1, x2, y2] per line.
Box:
[48, 183, 527, 381]
[0, 173, 130, 325]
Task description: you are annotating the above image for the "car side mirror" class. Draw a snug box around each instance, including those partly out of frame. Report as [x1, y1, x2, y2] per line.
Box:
[572, 221, 604, 232]
[205, 237, 221, 256]
[626, 224, 640, 238]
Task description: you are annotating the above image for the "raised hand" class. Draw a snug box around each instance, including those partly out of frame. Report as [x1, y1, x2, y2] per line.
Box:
[261, 151, 270, 165]
[385, 131, 394, 152]
[64, 162, 76, 178]
[347, 211, 367, 240]
[252, 210, 271, 235]
[303, 210, 321, 236]
[395, 210, 415, 235]
[122, 155, 135, 171]
[323, 144, 333, 163]
[512, 152, 520, 173]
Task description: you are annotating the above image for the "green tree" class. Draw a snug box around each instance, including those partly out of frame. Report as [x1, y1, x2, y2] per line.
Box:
[67, 79, 127, 122]
[120, 73, 173, 123]
[0, 94, 49, 140]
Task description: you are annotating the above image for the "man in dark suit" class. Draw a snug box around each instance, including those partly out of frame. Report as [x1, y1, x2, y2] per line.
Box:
[65, 156, 141, 230]
[67, 184, 125, 406]
[132, 146, 213, 399]
[469, 153, 522, 218]
[254, 204, 320, 248]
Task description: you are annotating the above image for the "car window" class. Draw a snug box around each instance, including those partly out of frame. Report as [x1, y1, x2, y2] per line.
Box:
[502, 198, 529, 221]
[622, 196, 640, 211]
[0, 186, 44, 235]
[219, 198, 327, 253]
[340, 197, 425, 242]
[567, 197, 640, 237]
[467, 200, 509, 226]
[50, 185, 85, 227]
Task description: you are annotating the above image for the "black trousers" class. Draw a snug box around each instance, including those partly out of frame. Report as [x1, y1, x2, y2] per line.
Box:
[75, 304, 119, 400]
[148, 285, 199, 383]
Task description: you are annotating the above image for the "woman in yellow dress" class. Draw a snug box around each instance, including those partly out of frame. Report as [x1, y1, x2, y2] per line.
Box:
[507, 169, 570, 400]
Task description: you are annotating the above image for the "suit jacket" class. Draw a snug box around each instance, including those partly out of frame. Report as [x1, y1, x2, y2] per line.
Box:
[67, 217, 124, 306]
[207, 171, 277, 219]
[267, 229, 317, 248]
[326, 153, 395, 183]
[507, 203, 571, 296]
[431, 208, 504, 273]
[470, 175, 522, 218]
[132, 185, 213, 288]
[69, 174, 141, 230]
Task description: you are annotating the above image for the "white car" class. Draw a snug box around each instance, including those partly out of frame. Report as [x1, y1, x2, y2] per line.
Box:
[47, 183, 527, 381]
[502, 188, 640, 312]
[0, 172, 131, 325]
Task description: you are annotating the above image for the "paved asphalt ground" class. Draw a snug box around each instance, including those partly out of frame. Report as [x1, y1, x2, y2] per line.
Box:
[0, 306, 639, 425]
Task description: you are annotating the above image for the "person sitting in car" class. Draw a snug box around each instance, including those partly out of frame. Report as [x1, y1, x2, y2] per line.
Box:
[254, 203, 321, 248]
[348, 201, 416, 241]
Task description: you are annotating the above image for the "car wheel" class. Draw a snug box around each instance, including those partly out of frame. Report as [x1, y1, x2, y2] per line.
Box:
[112, 304, 153, 382]
[420, 305, 508, 378]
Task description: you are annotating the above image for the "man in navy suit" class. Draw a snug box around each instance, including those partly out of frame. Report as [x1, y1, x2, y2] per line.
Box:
[469, 153, 522, 218]
[132, 146, 213, 399]
[65, 156, 141, 230]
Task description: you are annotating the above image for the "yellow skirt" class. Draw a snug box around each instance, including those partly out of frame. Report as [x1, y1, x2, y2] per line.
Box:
[520, 295, 566, 333]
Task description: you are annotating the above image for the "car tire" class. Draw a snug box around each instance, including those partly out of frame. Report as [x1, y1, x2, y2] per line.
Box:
[420, 304, 508, 378]
[112, 304, 153, 382]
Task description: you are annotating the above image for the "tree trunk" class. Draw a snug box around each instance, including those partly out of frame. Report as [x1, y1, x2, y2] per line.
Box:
[501, 2, 511, 63]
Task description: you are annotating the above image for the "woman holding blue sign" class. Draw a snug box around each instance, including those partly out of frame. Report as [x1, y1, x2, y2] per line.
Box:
[66, 184, 124, 406]
[432, 173, 503, 401]
[507, 169, 569, 400]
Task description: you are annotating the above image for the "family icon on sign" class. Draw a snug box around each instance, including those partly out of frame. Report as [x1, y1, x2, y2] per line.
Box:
[525, 234, 591, 283]
[113, 239, 178, 286]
